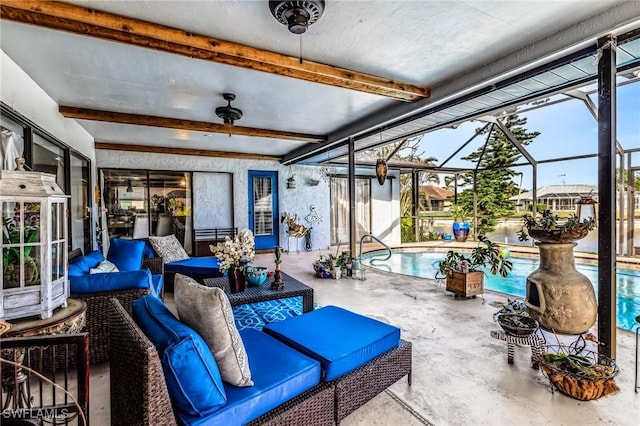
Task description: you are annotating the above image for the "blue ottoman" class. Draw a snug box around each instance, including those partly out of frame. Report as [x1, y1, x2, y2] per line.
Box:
[263, 305, 401, 381]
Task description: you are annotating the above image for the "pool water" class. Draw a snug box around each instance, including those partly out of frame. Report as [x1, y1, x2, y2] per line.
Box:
[363, 251, 640, 331]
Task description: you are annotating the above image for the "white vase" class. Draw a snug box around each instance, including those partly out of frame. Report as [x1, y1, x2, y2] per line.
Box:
[333, 267, 341, 279]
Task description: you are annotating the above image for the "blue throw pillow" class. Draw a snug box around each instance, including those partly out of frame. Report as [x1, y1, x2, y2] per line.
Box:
[68, 250, 105, 276]
[69, 269, 152, 294]
[107, 238, 145, 271]
[142, 240, 156, 259]
[68, 260, 87, 277]
[132, 295, 227, 416]
[83, 250, 105, 269]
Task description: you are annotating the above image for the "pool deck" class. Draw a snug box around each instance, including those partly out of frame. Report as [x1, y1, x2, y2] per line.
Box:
[88, 248, 640, 425]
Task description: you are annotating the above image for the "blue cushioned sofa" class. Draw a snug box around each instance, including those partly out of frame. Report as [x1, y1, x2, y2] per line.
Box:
[68, 242, 164, 364]
[141, 239, 225, 291]
[109, 297, 412, 425]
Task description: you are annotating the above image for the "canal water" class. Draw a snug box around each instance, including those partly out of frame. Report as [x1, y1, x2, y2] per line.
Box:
[430, 220, 640, 253]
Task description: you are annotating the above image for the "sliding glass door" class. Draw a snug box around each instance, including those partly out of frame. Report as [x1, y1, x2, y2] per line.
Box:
[101, 169, 193, 253]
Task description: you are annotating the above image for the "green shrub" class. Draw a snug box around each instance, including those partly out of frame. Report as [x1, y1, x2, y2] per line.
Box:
[401, 218, 415, 243]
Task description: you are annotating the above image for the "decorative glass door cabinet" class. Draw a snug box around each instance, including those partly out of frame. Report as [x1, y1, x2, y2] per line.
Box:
[1, 170, 69, 320]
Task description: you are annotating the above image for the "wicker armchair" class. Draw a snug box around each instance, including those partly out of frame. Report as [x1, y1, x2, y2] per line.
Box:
[69, 248, 163, 364]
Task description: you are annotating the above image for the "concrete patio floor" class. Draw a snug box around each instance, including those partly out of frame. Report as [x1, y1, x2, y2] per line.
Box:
[89, 249, 639, 425]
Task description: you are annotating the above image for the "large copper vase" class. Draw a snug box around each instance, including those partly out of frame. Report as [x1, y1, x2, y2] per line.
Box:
[525, 242, 597, 334]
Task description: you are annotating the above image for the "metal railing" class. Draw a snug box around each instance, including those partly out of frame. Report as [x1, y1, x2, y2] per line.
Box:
[358, 233, 392, 266]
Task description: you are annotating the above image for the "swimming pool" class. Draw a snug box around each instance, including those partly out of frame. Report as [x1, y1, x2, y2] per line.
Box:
[362, 250, 640, 331]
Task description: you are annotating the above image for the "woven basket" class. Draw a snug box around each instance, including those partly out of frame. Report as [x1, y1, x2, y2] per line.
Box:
[538, 346, 619, 401]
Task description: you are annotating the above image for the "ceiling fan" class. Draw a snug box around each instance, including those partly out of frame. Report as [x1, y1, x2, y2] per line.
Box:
[215, 93, 243, 125]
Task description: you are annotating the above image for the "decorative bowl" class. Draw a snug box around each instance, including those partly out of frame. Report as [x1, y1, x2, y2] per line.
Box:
[497, 314, 538, 336]
[245, 266, 268, 286]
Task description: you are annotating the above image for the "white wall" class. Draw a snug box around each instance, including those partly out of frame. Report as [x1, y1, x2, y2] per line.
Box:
[1, 50, 95, 162]
[193, 172, 233, 229]
[371, 169, 401, 245]
[95, 150, 334, 250]
[1, 49, 97, 247]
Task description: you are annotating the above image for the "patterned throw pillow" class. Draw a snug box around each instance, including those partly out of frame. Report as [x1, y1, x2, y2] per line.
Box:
[89, 260, 119, 274]
[148, 235, 189, 263]
[174, 274, 253, 387]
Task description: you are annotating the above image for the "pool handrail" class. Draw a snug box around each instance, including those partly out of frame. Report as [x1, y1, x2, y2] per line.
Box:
[358, 233, 392, 265]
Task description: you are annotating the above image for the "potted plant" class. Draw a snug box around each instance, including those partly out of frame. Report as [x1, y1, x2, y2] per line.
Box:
[312, 253, 336, 279]
[436, 235, 512, 298]
[2, 216, 40, 288]
[517, 209, 595, 243]
[538, 333, 619, 401]
[492, 299, 538, 336]
[450, 204, 470, 242]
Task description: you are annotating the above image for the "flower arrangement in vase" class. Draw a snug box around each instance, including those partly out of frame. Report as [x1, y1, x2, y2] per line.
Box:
[210, 229, 255, 293]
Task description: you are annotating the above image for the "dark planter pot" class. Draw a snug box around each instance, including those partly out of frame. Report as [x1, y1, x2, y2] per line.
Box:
[452, 221, 470, 242]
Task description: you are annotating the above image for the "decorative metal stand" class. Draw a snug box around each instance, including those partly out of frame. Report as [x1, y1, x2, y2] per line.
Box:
[490, 329, 544, 369]
[271, 246, 284, 290]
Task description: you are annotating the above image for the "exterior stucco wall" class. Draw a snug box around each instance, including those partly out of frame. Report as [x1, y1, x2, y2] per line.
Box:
[96, 150, 402, 251]
[371, 169, 401, 245]
[95, 150, 335, 250]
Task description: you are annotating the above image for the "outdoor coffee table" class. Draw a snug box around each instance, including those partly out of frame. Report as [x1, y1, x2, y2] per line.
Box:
[203, 272, 314, 313]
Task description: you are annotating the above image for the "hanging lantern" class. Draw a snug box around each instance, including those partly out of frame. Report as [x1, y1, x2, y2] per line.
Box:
[577, 195, 597, 224]
[375, 159, 387, 185]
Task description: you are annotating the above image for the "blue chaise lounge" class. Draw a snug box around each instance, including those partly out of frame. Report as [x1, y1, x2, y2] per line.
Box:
[140, 234, 225, 290]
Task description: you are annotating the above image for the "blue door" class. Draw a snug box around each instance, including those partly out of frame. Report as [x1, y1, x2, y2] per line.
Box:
[248, 171, 278, 250]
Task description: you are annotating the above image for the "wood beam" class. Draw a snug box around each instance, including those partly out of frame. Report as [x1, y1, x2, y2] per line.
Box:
[60, 106, 324, 143]
[1, 1, 429, 102]
[95, 142, 282, 161]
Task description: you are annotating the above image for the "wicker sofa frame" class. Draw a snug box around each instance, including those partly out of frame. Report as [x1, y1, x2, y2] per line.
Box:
[108, 298, 412, 425]
[69, 248, 164, 364]
[108, 298, 335, 425]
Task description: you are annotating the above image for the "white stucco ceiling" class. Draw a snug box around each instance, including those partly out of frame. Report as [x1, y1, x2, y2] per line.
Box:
[1, 1, 638, 159]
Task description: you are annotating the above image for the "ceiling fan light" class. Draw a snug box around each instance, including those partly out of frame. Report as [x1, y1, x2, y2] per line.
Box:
[287, 9, 311, 34]
[269, 0, 325, 35]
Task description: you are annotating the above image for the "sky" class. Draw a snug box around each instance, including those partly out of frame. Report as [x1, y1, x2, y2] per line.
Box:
[414, 79, 640, 191]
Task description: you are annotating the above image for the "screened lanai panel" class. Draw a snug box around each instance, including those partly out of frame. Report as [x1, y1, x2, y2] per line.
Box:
[552, 63, 591, 80]
[473, 94, 504, 107]
[616, 48, 635, 64]
[530, 70, 569, 87]
[619, 39, 640, 59]
[481, 89, 518, 102]
[294, 37, 640, 167]
[508, 98, 597, 161]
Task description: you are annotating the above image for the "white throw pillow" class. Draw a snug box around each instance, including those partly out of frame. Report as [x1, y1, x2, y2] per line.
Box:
[89, 260, 119, 274]
[148, 234, 189, 263]
[174, 274, 253, 387]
